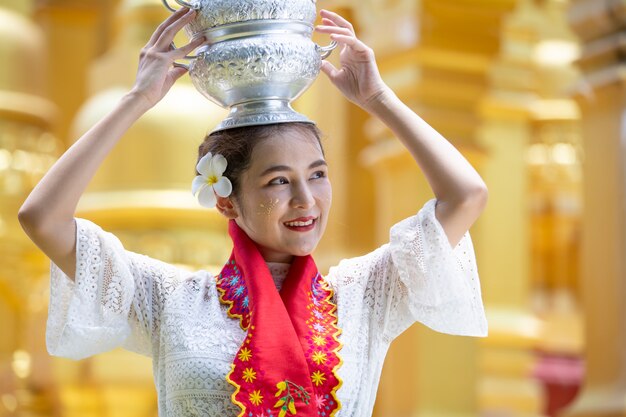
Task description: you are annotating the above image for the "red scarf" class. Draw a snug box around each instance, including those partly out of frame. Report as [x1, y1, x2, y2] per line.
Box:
[215, 220, 343, 417]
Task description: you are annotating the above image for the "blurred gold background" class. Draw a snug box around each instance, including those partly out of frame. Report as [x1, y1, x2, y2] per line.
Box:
[1, 0, 624, 416]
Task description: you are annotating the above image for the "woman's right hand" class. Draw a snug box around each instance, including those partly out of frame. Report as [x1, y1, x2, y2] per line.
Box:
[129, 7, 205, 109]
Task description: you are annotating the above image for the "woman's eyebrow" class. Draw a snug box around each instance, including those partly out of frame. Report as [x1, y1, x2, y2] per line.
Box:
[259, 159, 327, 177]
[310, 159, 328, 169]
[259, 165, 291, 177]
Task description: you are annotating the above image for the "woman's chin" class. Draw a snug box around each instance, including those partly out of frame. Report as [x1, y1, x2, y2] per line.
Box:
[289, 242, 318, 258]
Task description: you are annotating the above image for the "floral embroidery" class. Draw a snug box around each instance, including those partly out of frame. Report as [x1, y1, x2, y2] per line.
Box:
[242, 367, 257, 383]
[217, 262, 343, 417]
[274, 380, 310, 416]
[312, 323, 326, 333]
[249, 390, 263, 406]
[314, 394, 327, 409]
[304, 275, 343, 415]
[311, 351, 327, 365]
[238, 347, 252, 362]
[311, 371, 326, 387]
[215, 259, 250, 331]
[312, 335, 326, 346]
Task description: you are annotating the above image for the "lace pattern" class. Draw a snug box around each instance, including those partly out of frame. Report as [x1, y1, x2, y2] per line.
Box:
[384, 197, 488, 340]
[47, 218, 187, 359]
[46, 198, 487, 417]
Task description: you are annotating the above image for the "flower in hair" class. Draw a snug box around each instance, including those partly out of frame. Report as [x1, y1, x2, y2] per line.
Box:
[192, 152, 233, 208]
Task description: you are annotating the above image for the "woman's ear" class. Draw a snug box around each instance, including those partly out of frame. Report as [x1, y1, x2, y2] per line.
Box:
[215, 196, 238, 219]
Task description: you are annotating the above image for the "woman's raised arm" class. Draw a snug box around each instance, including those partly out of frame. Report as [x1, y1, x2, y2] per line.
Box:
[18, 7, 203, 281]
[315, 9, 488, 248]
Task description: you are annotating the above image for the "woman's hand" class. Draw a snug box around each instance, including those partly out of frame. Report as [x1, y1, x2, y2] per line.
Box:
[129, 7, 205, 109]
[315, 10, 390, 112]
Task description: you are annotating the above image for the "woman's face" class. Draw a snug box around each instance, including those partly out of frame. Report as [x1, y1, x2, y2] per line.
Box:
[229, 129, 332, 263]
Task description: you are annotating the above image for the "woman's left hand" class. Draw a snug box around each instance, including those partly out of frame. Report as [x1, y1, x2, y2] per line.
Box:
[315, 10, 390, 111]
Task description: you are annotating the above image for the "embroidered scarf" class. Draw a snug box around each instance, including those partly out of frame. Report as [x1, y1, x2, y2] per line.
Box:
[215, 219, 343, 417]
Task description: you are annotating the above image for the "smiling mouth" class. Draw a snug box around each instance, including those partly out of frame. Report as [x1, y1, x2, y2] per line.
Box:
[283, 217, 317, 231]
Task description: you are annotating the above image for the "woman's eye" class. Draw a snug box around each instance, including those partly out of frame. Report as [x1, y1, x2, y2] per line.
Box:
[269, 177, 288, 185]
[311, 171, 326, 179]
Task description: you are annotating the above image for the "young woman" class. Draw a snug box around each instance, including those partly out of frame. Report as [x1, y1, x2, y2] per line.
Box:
[18, 7, 489, 417]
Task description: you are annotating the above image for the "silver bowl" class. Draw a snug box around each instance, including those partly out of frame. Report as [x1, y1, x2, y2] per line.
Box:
[161, 0, 336, 132]
[163, 0, 317, 30]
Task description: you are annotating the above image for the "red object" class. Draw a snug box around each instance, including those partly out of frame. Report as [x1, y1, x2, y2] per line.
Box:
[215, 219, 343, 417]
[532, 353, 584, 416]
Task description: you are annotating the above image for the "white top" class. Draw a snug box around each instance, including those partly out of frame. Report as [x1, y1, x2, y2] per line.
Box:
[46, 198, 488, 417]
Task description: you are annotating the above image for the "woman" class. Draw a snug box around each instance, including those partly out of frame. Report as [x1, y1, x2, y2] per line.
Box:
[18, 6, 489, 417]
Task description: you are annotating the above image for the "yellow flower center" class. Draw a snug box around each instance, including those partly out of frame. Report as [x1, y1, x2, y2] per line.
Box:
[207, 175, 218, 185]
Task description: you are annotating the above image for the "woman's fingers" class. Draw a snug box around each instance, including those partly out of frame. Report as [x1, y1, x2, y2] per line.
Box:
[321, 17, 339, 27]
[146, 7, 189, 47]
[154, 8, 196, 50]
[329, 33, 370, 53]
[168, 35, 206, 59]
[320, 60, 341, 81]
[320, 9, 355, 33]
[169, 65, 190, 81]
[315, 25, 353, 37]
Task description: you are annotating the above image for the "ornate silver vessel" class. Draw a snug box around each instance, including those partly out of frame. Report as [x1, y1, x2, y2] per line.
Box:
[162, 0, 336, 132]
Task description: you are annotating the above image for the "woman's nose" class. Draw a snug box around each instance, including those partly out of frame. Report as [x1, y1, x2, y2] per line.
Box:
[291, 182, 315, 208]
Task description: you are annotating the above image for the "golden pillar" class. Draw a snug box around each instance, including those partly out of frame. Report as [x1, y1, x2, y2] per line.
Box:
[0, 1, 62, 416]
[561, 0, 626, 415]
[33, 0, 119, 143]
[352, 1, 516, 416]
[479, 0, 583, 415]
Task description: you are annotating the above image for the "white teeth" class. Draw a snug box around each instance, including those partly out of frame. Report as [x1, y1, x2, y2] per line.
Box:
[285, 219, 314, 227]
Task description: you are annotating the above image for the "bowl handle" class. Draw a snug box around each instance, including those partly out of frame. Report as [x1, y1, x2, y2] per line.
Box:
[171, 39, 203, 70]
[161, 0, 198, 12]
[316, 40, 338, 60]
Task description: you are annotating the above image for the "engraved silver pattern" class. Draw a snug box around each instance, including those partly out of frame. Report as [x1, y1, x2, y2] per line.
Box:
[190, 37, 319, 102]
[181, 0, 317, 33]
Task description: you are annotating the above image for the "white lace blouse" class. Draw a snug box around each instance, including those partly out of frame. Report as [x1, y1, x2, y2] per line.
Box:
[46, 198, 488, 417]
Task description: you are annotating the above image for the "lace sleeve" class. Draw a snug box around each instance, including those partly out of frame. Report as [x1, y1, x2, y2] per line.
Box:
[46, 217, 187, 360]
[383, 198, 488, 340]
[326, 198, 488, 343]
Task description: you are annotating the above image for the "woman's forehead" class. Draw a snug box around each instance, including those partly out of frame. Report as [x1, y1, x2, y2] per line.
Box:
[250, 132, 325, 171]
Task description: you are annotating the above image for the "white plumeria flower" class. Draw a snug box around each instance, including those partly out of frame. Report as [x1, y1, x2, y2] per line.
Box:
[191, 152, 233, 208]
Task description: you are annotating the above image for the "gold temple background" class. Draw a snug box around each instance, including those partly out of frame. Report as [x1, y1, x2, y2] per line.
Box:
[1, 0, 624, 416]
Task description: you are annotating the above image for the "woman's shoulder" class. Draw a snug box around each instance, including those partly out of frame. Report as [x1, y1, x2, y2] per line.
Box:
[173, 266, 219, 290]
[324, 244, 391, 286]
[128, 254, 219, 299]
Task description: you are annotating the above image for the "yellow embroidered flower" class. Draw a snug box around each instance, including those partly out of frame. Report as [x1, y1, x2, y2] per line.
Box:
[275, 381, 287, 397]
[312, 335, 326, 346]
[249, 389, 263, 406]
[242, 367, 257, 383]
[311, 370, 326, 386]
[238, 347, 252, 362]
[312, 351, 327, 365]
